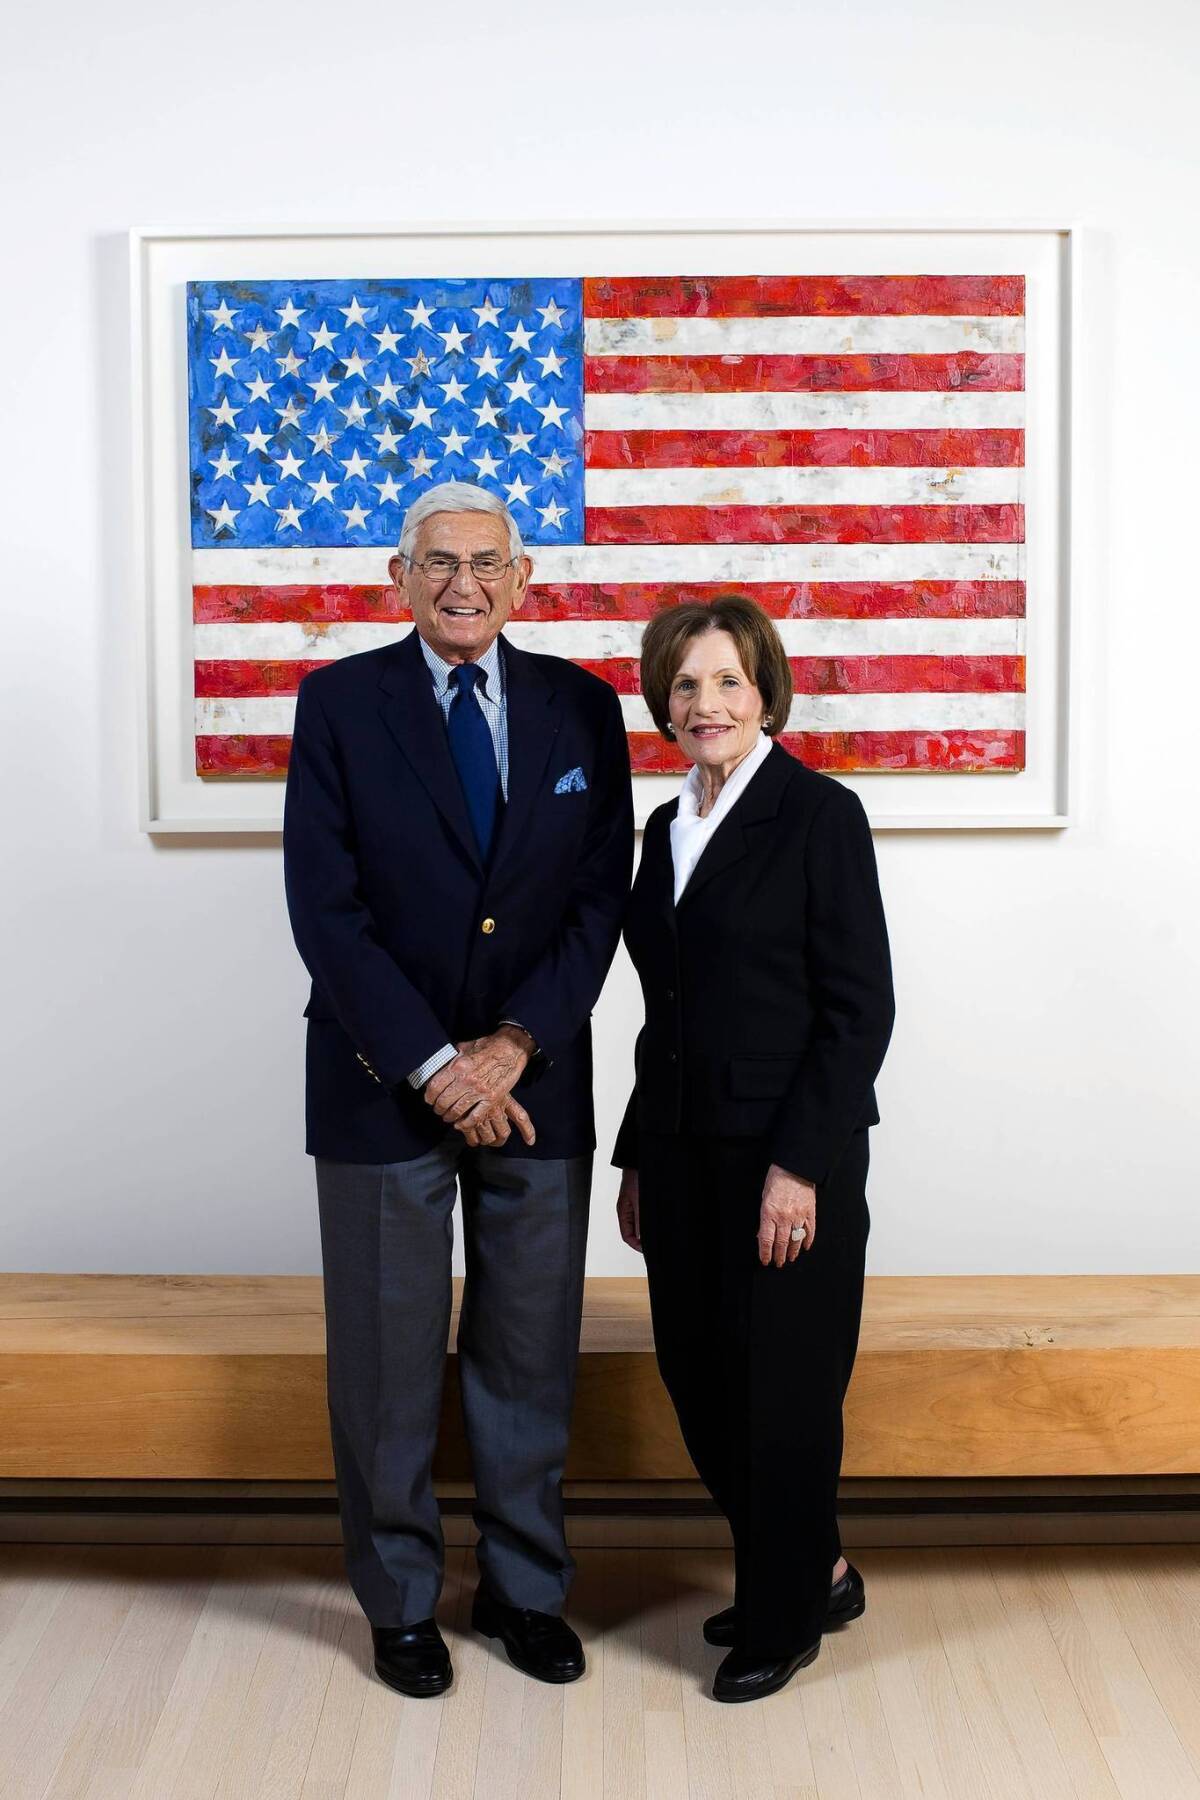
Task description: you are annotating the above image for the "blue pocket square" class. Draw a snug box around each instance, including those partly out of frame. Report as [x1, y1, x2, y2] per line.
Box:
[554, 766, 588, 795]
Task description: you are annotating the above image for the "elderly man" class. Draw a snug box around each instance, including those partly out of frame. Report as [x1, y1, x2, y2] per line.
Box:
[283, 481, 633, 1698]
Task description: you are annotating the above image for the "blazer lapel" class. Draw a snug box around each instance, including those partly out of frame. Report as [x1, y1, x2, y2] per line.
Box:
[486, 635, 562, 883]
[675, 741, 793, 909]
[377, 629, 482, 871]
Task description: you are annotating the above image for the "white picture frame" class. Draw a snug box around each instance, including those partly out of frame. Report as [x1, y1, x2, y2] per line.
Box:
[131, 220, 1077, 833]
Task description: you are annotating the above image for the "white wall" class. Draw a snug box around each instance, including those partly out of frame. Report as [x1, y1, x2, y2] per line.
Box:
[2, 0, 1197, 1276]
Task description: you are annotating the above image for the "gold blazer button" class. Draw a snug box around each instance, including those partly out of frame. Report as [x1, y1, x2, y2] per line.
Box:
[481, 917, 496, 934]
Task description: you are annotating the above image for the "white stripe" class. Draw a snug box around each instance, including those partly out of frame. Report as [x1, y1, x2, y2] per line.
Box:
[584, 391, 1024, 430]
[196, 617, 1025, 662]
[584, 466, 1022, 508]
[194, 542, 1022, 584]
[585, 314, 1024, 356]
[196, 691, 1026, 737]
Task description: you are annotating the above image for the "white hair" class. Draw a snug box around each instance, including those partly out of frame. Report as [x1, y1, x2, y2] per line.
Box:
[397, 481, 525, 563]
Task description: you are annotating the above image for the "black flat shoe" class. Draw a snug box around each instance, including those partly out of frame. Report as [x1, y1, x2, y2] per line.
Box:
[712, 1641, 821, 1703]
[471, 1587, 585, 1683]
[371, 1619, 453, 1697]
[703, 1562, 866, 1646]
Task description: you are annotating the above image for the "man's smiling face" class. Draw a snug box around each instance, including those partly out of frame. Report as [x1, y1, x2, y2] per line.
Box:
[389, 510, 531, 664]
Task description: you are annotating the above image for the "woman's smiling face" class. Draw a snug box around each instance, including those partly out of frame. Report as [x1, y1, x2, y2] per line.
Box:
[667, 628, 766, 773]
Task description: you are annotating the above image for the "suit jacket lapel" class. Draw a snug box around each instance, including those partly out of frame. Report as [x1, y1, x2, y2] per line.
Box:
[675, 741, 793, 909]
[487, 636, 562, 883]
[377, 628, 482, 871]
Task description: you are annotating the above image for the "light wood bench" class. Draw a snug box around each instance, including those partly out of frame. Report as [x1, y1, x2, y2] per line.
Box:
[1, 1275, 1197, 1480]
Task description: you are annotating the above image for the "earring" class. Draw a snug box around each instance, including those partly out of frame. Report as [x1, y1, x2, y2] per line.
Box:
[664, 724, 675, 738]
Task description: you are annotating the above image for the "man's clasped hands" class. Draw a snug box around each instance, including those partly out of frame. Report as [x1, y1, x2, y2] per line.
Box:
[423, 1025, 538, 1148]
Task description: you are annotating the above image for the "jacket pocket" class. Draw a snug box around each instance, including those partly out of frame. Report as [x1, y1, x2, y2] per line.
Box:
[726, 1053, 802, 1099]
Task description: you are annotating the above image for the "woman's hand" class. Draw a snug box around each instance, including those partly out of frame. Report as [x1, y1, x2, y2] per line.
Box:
[757, 1163, 817, 1267]
[616, 1168, 642, 1253]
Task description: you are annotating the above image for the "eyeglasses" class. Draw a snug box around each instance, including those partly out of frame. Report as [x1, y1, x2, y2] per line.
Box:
[403, 552, 518, 582]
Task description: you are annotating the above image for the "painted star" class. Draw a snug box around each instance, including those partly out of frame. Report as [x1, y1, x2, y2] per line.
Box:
[209, 346, 239, 380]
[406, 298, 435, 329]
[208, 396, 241, 428]
[441, 374, 469, 403]
[273, 449, 306, 482]
[474, 296, 503, 327]
[340, 449, 370, 480]
[276, 298, 305, 330]
[439, 425, 471, 457]
[243, 475, 274, 507]
[408, 446, 437, 479]
[438, 322, 471, 355]
[506, 320, 535, 351]
[473, 395, 502, 429]
[206, 299, 237, 331]
[375, 473, 404, 504]
[408, 397, 437, 430]
[340, 396, 370, 427]
[407, 348, 433, 379]
[244, 323, 272, 352]
[275, 397, 306, 430]
[506, 372, 535, 404]
[275, 502, 305, 533]
[373, 423, 402, 455]
[473, 346, 502, 379]
[309, 320, 338, 352]
[504, 475, 534, 507]
[505, 427, 534, 455]
[372, 324, 402, 354]
[540, 449, 570, 478]
[207, 499, 239, 532]
[537, 397, 569, 430]
[209, 447, 240, 480]
[537, 348, 565, 379]
[538, 297, 566, 329]
[240, 424, 273, 455]
[308, 371, 339, 404]
[276, 348, 303, 377]
[473, 448, 503, 481]
[244, 371, 274, 404]
[308, 472, 340, 505]
[375, 374, 403, 406]
[343, 502, 371, 530]
[538, 498, 568, 530]
[339, 295, 370, 326]
[341, 349, 369, 380]
[307, 423, 340, 457]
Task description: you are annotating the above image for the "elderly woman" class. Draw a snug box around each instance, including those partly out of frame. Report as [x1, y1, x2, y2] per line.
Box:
[613, 595, 895, 1704]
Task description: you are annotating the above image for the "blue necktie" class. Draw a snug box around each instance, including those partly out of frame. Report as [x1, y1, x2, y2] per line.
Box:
[447, 663, 501, 861]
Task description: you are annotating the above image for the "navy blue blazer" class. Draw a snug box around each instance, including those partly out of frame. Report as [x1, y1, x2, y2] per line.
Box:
[282, 627, 634, 1163]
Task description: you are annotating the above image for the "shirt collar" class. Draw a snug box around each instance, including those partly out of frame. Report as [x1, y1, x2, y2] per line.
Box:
[678, 730, 773, 822]
[417, 630, 505, 703]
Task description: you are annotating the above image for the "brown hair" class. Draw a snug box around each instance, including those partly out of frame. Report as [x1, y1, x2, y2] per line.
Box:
[639, 595, 793, 739]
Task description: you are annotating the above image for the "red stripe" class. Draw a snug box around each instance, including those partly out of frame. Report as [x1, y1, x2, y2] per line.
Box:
[629, 730, 1025, 772]
[583, 276, 1025, 318]
[196, 728, 1024, 777]
[576, 656, 1024, 696]
[194, 585, 403, 623]
[585, 428, 1025, 469]
[586, 504, 1024, 545]
[195, 580, 1026, 623]
[586, 353, 1024, 394]
[196, 659, 334, 697]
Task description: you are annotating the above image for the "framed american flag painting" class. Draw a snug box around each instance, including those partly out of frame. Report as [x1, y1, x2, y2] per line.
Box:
[131, 222, 1077, 832]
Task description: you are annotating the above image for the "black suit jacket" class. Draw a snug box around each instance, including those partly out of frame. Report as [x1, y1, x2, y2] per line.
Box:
[283, 627, 634, 1163]
[612, 741, 895, 1187]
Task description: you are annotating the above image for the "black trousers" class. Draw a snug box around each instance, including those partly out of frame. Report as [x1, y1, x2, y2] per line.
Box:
[638, 1127, 871, 1657]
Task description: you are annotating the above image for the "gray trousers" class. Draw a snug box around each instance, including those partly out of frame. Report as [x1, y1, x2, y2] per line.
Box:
[314, 1141, 592, 1628]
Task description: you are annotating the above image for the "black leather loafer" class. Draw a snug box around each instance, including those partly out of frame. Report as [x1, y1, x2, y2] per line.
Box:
[371, 1620, 453, 1697]
[471, 1587, 585, 1683]
[712, 1641, 820, 1703]
[703, 1561, 866, 1646]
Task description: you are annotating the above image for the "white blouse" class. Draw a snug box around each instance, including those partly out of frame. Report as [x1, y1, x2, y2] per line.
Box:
[670, 731, 774, 904]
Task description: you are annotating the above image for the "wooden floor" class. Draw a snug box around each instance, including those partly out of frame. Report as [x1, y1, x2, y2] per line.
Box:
[0, 1543, 1198, 1799]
